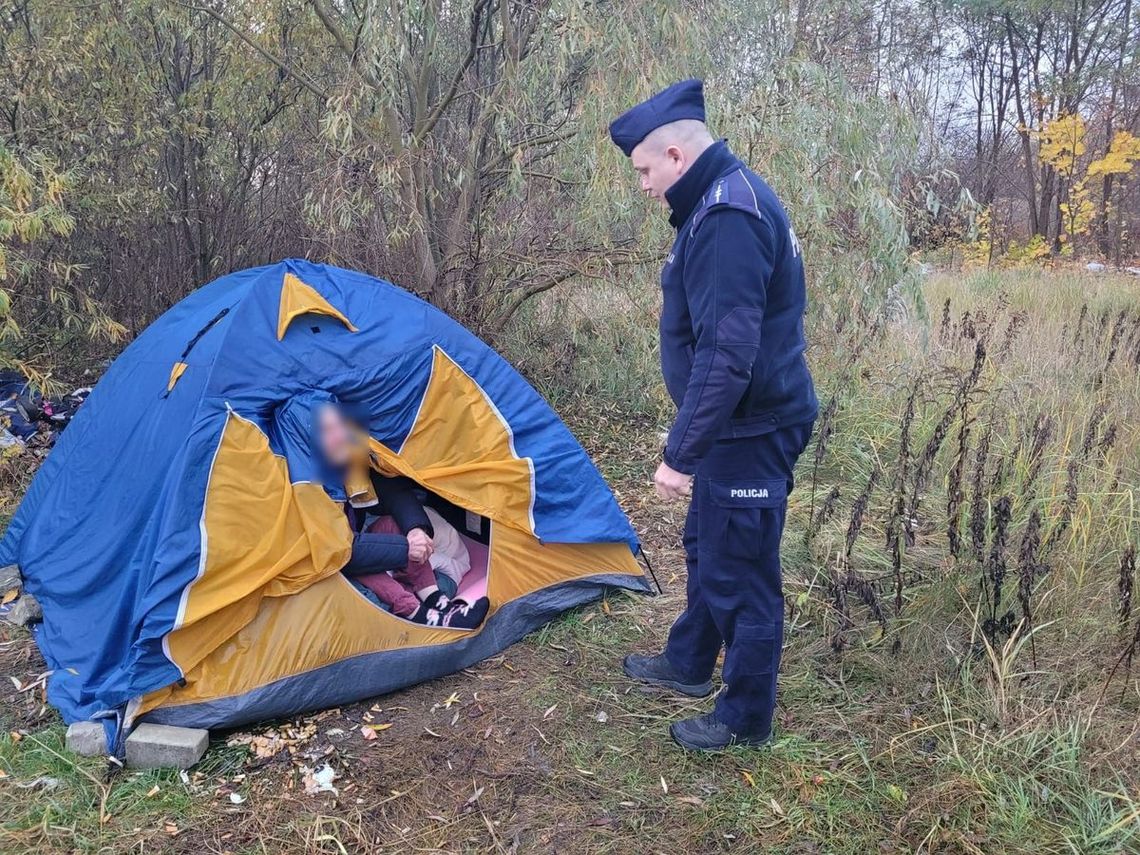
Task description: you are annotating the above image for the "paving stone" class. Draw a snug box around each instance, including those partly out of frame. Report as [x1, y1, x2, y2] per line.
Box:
[125, 723, 209, 769]
[66, 721, 107, 757]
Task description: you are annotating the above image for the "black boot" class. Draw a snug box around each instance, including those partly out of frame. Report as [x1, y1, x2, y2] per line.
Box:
[670, 712, 771, 752]
[622, 653, 713, 698]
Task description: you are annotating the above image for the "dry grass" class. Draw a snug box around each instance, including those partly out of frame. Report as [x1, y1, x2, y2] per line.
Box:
[0, 266, 1137, 853]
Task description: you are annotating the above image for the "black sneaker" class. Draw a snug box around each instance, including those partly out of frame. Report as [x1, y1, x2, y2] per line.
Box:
[441, 596, 490, 629]
[669, 712, 771, 752]
[622, 653, 713, 698]
[409, 603, 444, 625]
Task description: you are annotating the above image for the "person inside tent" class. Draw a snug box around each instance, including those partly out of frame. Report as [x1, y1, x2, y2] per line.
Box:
[315, 402, 489, 629]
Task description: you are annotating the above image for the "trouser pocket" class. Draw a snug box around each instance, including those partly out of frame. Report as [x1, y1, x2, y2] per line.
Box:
[707, 478, 787, 559]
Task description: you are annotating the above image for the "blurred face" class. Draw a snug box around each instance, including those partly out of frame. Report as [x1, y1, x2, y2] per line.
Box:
[317, 404, 354, 467]
[630, 139, 686, 209]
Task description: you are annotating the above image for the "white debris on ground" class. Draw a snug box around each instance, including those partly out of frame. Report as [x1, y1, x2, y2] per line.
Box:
[301, 763, 338, 795]
[224, 709, 380, 799]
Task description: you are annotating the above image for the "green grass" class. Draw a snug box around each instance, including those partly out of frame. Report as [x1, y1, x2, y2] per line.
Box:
[0, 726, 195, 851]
[0, 266, 1138, 852]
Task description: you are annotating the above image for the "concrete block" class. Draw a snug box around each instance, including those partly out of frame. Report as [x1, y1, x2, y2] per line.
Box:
[66, 721, 107, 757]
[125, 723, 209, 769]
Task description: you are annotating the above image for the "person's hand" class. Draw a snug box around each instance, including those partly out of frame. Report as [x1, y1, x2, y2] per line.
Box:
[654, 461, 693, 501]
[407, 528, 434, 564]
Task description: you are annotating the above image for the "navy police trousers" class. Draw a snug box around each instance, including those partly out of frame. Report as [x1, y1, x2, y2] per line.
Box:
[664, 421, 814, 737]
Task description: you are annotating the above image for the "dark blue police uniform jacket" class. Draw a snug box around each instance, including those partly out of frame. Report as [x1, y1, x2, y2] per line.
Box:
[659, 140, 817, 738]
[660, 140, 817, 474]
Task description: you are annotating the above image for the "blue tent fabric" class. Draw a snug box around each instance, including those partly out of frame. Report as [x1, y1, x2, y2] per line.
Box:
[0, 260, 644, 727]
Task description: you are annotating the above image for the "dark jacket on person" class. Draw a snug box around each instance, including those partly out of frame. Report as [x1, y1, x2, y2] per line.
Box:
[343, 473, 433, 573]
[659, 140, 818, 475]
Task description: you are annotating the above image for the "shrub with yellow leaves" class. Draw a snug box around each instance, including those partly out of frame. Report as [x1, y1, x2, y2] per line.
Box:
[1032, 116, 1140, 252]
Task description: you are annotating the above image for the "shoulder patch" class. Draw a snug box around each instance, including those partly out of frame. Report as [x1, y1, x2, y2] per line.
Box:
[691, 168, 763, 234]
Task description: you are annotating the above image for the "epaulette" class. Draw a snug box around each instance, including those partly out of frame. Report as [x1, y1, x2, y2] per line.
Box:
[691, 168, 763, 234]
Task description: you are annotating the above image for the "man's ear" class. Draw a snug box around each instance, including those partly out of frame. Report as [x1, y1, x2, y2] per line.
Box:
[665, 144, 685, 169]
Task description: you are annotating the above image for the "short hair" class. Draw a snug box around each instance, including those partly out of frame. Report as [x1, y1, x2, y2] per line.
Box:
[639, 119, 714, 154]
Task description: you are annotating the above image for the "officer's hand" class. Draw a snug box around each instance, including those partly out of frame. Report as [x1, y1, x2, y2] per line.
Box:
[407, 528, 434, 564]
[654, 461, 693, 501]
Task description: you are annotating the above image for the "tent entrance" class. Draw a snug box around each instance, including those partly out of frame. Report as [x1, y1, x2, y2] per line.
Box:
[346, 487, 492, 618]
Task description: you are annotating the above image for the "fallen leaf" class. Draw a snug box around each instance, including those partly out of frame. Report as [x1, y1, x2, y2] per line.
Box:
[543, 704, 558, 720]
[677, 795, 704, 806]
[660, 776, 668, 794]
[1, 589, 17, 605]
[146, 785, 160, 798]
[360, 726, 377, 741]
[443, 692, 461, 708]
[741, 770, 755, 788]
[770, 797, 784, 816]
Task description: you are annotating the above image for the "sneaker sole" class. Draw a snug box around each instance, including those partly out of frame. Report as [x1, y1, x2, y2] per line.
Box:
[622, 660, 713, 698]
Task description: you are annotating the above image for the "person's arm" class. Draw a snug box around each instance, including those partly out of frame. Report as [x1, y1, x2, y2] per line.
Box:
[663, 208, 773, 475]
[371, 472, 434, 536]
[342, 532, 409, 576]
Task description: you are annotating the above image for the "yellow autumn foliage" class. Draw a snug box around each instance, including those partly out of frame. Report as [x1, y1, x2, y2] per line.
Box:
[1035, 117, 1140, 244]
[1036, 114, 1086, 179]
[1086, 130, 1140, 178]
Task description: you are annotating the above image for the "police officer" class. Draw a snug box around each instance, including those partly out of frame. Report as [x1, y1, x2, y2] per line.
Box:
[610, 80, 818, 751]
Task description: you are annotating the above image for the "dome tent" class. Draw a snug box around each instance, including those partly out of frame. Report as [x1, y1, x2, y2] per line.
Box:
[0, 259, 648, 735]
